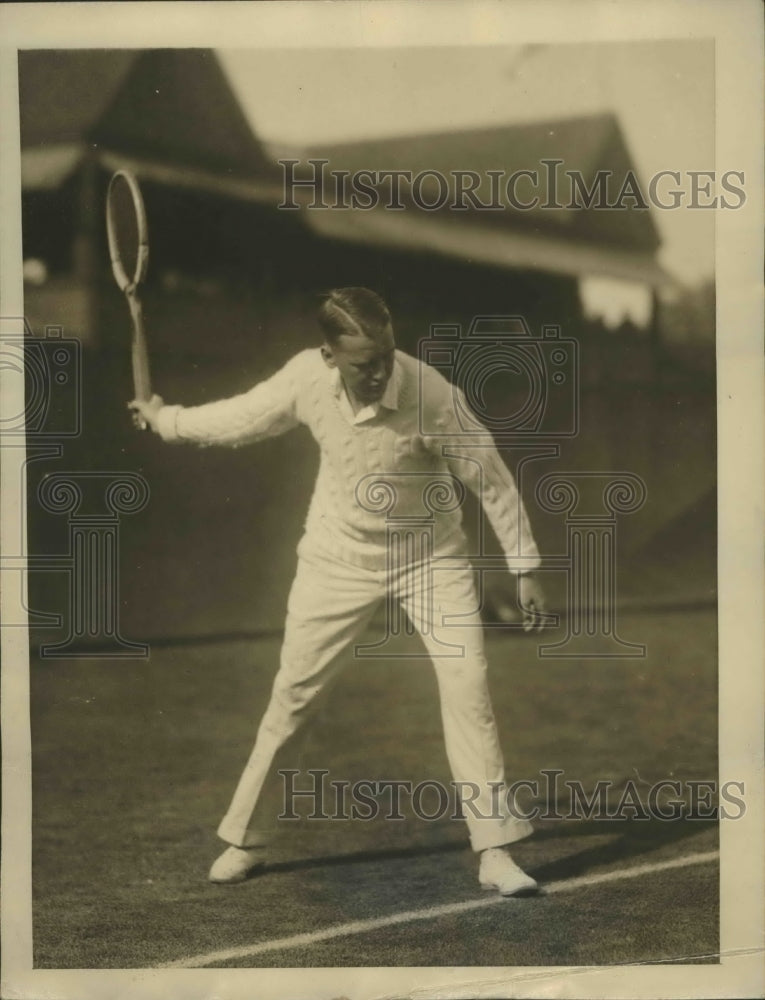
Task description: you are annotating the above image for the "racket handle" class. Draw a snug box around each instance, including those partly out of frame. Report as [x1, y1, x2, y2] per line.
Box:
[128, 291, 152, 402]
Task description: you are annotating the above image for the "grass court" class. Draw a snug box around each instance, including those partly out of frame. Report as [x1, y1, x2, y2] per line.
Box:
[31, 606, 718, 969]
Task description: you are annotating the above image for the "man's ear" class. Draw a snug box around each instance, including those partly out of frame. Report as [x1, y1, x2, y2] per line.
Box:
[320, 344, 336, 368]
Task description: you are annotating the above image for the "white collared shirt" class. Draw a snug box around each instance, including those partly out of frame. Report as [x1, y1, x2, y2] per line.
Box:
[156, 348, 540, 573]
[331, 359, 402, 425]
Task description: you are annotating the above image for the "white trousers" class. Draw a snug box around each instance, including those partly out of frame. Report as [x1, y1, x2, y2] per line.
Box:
[217, 539, 533, 852]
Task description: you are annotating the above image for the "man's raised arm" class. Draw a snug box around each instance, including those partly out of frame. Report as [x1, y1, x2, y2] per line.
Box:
[128, 350, 310, 447]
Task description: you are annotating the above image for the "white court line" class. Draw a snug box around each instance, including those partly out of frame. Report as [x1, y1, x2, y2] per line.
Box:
[158, 849, 719, 969]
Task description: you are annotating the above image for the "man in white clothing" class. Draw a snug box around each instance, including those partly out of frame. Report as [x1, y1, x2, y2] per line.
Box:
[130, 287, 547, 895]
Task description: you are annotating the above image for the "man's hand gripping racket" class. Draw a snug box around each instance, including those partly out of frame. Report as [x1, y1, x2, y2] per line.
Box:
[106, 169, 163, 432]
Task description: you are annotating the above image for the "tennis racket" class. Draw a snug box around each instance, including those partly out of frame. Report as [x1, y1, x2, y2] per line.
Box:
[106, 169, 152, 426]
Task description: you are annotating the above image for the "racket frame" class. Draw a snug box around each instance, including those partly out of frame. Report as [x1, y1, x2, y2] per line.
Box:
[106, 169, 150, 292]
[105, 169, 152, 405]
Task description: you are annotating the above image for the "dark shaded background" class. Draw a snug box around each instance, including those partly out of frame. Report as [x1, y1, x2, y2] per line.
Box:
[18, 49, 716, 646]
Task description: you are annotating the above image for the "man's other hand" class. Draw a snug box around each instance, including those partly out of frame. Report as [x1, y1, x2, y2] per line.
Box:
[128, 394, 164, 433]
[519, 572, 548, 633]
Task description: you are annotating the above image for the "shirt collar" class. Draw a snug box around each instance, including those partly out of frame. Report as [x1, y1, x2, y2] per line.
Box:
[332, 356, 401, 423]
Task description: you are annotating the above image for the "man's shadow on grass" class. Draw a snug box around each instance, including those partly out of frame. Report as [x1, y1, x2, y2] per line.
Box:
[257, 814, 718, 885]
[528, 814, 718, 886]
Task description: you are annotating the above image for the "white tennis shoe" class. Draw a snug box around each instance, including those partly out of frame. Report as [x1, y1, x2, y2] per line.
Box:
[208, 845, 266, 884]
[478, 847, 538, 896]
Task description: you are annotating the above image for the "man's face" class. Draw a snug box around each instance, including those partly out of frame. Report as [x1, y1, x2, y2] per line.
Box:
[323, 324, 396, 406]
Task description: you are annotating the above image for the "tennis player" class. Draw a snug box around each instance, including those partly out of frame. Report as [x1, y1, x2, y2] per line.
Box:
[130, 287, 547, 895]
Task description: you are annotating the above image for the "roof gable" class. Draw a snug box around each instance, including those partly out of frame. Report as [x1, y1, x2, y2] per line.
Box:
[18, 50, 136, 146]
[310, 114, 660, 251]
[312, 114, 613, 184]
[92, 49, 275, 179]
[19, 49, 277, 182]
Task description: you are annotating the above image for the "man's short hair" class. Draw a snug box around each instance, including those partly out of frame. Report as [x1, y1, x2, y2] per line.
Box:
[317, 287, 391, 345]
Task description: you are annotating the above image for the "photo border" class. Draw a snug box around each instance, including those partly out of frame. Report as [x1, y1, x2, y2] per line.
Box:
[1, 2, 762, 998]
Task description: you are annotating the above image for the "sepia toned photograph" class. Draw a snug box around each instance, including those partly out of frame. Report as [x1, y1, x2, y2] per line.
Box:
[1, 3, 762, 999]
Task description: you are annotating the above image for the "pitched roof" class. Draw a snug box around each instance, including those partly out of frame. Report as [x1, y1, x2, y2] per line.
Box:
[17, 52, 665, 284]
[311, 114, 615, 190]
[308, 113, 660, 252]
[19, 49, 278, 187]
[18, 49, 137, 146]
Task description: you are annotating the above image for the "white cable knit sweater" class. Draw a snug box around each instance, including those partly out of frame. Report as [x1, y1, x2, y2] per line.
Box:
[156, 348, 540, 573]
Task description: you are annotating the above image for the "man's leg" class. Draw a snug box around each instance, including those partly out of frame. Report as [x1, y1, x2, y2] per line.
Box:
[399, 558, 535, 866]
[216, 546, 382, 852]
